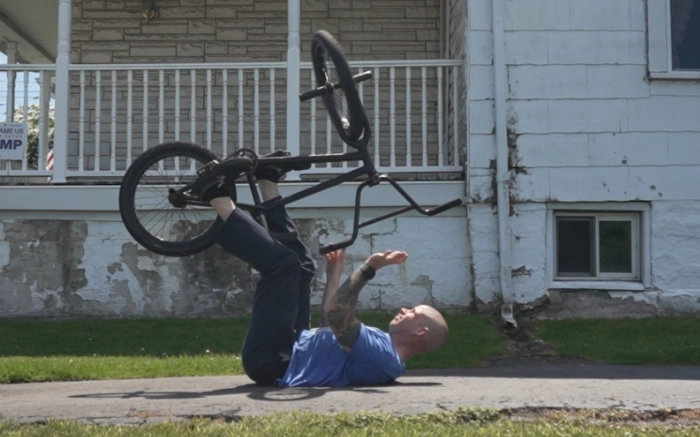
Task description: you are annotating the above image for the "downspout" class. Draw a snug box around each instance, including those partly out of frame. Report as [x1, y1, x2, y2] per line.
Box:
[463, 0, 473, 310]
[491, 0, 516, 327]
[463, 0, 470, 204]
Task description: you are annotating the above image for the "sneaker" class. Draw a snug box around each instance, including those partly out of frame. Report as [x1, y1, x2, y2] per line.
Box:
[255, 150, 312, 183]
[189, 156, 253, 202]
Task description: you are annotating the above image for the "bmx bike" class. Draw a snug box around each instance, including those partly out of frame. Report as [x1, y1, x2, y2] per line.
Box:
[118, 30, 464, 257]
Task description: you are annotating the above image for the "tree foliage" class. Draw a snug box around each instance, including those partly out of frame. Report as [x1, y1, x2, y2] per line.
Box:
[12, 104, 55, 169]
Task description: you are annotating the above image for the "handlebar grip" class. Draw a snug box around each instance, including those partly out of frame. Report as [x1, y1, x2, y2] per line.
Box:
[427, 198, 464, 216]
[299, 87, 327, 102]
[353, 71, 373, 83]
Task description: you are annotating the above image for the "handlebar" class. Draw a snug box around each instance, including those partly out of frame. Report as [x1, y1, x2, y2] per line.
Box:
[318, 173, 465, 255]
[299, 71, 373, 102]
[318, 197, 464, 255]
[424, 198, 464, 216]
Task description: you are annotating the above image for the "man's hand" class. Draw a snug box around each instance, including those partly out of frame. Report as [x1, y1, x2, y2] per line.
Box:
[366, 250, 408, 270]
[324, 248, 346, 280]
[322, 249, 407, 351]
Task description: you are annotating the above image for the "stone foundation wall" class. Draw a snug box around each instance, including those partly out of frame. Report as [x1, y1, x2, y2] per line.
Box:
[0, 210, 472, 318]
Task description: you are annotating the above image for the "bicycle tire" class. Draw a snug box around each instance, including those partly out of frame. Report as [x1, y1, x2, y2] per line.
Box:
[119, 141, 223, 257]
[311, 30, 369, 148]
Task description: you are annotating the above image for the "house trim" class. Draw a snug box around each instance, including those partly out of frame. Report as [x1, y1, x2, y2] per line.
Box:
[647, 0, 700, 80]
[491, 0, 514, 320]
[0, 181, 467, 212]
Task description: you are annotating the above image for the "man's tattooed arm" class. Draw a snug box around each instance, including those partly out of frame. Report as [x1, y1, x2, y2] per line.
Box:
[319, 274, 341, 327]
[321, 250, 407, 351]
[322, 267, 368, 351]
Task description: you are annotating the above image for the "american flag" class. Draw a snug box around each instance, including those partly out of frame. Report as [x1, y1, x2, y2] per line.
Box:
[46, 141, 54, 171]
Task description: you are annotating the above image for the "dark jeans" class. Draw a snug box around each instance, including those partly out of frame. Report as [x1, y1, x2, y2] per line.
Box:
[211, 198, 315, 386]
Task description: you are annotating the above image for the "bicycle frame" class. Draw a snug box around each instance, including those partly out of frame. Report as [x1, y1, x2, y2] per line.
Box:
[170, 63, 463, 255]
[228, 142, 462, 255]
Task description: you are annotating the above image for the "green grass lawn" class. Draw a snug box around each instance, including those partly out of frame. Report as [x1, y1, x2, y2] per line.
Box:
[3, 314, 700, 384]
[0, 318, 248, 383]
[0, 313, 507, 383]
[0, 410, 697, 437]
[535, 317, 700, 365]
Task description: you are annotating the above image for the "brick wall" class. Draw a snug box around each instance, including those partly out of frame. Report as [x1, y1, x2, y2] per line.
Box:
[70, 0, 442, 63]
[67, 0, 450, 174]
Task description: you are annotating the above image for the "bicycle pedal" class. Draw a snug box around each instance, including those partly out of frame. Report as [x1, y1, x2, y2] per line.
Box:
[197, 160, 220, 176]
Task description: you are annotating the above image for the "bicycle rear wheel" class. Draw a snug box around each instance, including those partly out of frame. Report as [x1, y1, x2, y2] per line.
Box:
[311, 30, 369, 148]
[119, 142, 222, 257]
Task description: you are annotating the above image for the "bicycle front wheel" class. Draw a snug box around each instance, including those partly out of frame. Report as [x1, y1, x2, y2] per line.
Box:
[119, 142, 223, 257]
[311, 30, 369, 148]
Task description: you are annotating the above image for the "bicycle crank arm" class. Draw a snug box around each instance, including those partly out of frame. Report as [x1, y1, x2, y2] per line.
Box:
[167, 188, 211, 209]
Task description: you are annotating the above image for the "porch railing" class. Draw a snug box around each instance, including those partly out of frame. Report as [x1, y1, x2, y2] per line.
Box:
[1, 60, 464, 182]
[302, 60, 464, 174]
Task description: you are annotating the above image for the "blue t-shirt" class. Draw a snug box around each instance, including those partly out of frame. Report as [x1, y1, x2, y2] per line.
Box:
[277, 324, 405, 387]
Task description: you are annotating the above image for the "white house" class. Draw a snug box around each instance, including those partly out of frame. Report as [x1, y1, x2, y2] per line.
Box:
[0, 0, 698, 321]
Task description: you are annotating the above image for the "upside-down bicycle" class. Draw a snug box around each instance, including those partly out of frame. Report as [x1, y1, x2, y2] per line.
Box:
[118, 30, 464, 257]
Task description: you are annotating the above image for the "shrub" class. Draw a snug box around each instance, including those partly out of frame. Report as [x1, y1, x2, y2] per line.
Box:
[12, 104, 55, 169]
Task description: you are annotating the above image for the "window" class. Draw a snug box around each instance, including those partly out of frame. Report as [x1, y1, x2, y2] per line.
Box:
[555, 213, 639, 280]
[546, 203, 651, 291]
[648, 0, 700, 77]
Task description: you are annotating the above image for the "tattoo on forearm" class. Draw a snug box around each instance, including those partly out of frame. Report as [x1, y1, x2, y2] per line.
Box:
[325, 269, 367, 349]
[320, 278, 339, 328]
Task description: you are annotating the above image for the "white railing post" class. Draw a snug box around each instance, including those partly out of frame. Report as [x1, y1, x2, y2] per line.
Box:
[286, 0, 301, 178]
[52, 0, 72, 183]
[4, 42, 17, 122]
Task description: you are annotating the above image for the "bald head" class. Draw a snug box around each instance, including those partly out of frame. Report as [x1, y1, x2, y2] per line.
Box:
[416, 305, 448, 353]
[389, 304, 448, 356]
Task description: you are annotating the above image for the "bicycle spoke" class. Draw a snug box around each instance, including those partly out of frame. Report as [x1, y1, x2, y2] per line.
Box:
[132, 151, 215, 243]
[154, 211, 172, 243]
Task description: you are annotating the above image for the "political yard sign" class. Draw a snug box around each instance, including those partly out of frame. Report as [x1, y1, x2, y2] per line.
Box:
[0, 122, 27, 161]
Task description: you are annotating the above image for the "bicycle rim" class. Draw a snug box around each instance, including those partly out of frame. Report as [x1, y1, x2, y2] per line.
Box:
[129, 150, 218, 249]
[321, 49, 351, 134]
[311, 31, 364, 143]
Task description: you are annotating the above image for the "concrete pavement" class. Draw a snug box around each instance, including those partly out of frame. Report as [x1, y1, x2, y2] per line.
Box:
[1, 364, 699, 425]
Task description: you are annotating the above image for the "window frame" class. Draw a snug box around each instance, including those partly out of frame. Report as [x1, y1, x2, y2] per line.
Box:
[546, 203, 651, 291]
[648, 0, 700, 79]
[554, 212, 640, 281]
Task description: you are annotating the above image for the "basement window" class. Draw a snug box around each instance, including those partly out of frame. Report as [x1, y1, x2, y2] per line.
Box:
[547, 204, 650, 291]
[555, 213, 639, 280]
